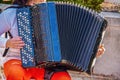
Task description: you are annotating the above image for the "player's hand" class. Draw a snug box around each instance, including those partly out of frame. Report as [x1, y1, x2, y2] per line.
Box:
[6, 37, 25, 49]
[96, 44, 105, 57]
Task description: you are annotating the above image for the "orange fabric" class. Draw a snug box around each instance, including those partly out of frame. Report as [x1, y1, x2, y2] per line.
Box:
[51, 72, 71, 80]
[4, 59, 45, 80]
[4, 59, 71, 80]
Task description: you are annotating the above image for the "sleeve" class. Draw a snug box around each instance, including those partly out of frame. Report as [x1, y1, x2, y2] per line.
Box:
[0, 36, 9, 48]
[0, 11, 11, 48]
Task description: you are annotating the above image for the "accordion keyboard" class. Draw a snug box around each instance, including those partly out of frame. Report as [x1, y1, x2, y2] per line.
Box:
[17, 7, 35, 67]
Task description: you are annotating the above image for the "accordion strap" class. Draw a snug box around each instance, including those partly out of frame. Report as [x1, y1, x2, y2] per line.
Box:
[2, 31, 13, 57]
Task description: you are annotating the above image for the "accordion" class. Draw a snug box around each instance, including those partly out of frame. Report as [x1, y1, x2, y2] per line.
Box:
[17, 2, 107, 73]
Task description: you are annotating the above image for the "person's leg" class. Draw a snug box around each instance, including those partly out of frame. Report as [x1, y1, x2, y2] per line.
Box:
[51, 71, 71, 80]
[4, 59, 27, 80]
[26, 67, 45, 80]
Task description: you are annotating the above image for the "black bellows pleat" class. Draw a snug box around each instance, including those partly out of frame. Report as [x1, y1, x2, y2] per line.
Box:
[55, 2, 107, 71]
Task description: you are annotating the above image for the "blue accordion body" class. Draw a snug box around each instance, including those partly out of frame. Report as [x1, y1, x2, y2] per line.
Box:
[17, 2, 107, 72]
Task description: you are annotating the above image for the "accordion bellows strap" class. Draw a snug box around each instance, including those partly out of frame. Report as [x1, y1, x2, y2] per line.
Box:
[17, 2, 107, 73]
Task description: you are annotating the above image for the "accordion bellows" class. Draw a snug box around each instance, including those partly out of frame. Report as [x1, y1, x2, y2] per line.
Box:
[17, 2, 107, 72]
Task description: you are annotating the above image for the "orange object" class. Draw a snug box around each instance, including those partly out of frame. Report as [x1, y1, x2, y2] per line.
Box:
[4, 59, 71, 80]
[51, 71, 71, 80]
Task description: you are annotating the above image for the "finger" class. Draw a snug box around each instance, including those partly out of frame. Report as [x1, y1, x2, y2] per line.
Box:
[19, 44, 25, 47]
[14, 46, 24, 49]
[12, 37, 23, 41]
[99, 44, 104, 48]
[14, 36, 22, 39]
[15, 43, 25, 47]
[16, 46, 24, 49]
[13, 44, 25, 49]
[96, 52, 102, 57]
[100, 47, 105, 52]
[13, 41, 25, 44]
[96, 48, 105, 58]
[99, 48, 104, 52]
